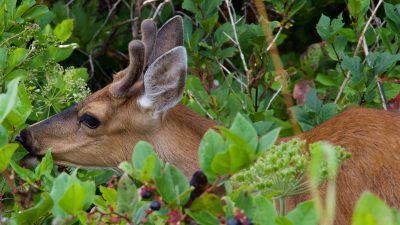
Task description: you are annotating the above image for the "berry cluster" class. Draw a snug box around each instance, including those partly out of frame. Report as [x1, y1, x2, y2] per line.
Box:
[219, 209, 253, 225]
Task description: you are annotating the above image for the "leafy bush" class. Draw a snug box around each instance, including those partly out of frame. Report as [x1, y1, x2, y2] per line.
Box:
[1, 0, 400, 224]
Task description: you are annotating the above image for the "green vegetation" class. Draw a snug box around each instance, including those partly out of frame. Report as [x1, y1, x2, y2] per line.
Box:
[1, 0, 400, 224]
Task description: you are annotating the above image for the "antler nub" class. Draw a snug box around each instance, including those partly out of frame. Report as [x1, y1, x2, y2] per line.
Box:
[110, 40, 145, 97]
[141, 19, 157, 67]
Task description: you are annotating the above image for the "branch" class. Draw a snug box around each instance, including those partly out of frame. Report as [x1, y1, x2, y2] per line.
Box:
[254, 0, 301, 134]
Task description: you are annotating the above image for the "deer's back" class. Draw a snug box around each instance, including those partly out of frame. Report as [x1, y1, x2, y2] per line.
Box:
[292, 108, 400, 224]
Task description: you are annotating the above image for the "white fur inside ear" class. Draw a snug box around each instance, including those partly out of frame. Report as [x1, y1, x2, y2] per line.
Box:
[138, 95, 153, 108]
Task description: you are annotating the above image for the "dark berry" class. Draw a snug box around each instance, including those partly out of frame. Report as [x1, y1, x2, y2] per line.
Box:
[227, 218, 242, 225]
[141, 190, 152, 199]
[150, 200, 161, 211]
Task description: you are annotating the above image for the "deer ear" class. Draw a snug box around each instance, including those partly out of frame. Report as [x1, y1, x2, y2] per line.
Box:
[138, 46, 187, 114]
[148, 16, 184, 65]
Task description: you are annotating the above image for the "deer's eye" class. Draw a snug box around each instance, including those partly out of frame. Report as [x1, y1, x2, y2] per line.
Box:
[80, 114, 101, 129]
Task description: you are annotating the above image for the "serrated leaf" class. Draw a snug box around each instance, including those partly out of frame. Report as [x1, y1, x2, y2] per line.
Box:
[342, 56, 364, 86]
[348, 0, 370, 19]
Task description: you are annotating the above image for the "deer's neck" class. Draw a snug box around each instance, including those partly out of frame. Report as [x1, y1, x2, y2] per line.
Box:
[152, 104, 217, 176]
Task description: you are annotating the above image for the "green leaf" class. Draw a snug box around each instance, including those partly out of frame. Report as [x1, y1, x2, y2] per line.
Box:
[316, 14, 343, 41]
[230, 113, 257, 150]
[348, 0, 370, 19]
[200, 13, 218, 33]
[198, 130, 225, 182]
[182, 0, 200, 15]
[47, 43, 78, 62]
[53, 19, 74, 41]
[0, 48, 7, 74]
[155, 163, 190, 204]
[287, 201, 317, 225]
[288, 0, 307, 18]
[251, 195, 277, 225]
[257, 128, 281, 154]
[132, 141, 162, 181]
[342, 56, 364, 86]
[0, 143, 18, 172]
[16, 0, 35, 17]
[384, 3, 400, 34]
[58, 183, 87, 215]
[5, 83, 32, 127]
[132, 141, 157, 169]
[276, 217, 294, 225]
[117, 174, 138, 218]
[0, 125, 7, 147]
[34, 150, 53, 178]
[51, 172, 95, 217]
[367, 52, 400, 76]
[219, 127, 256, 160]
[5, 48, 27, 74]
[316, 14, 331, 40]
[305, 89, 322, 113]
[186, 210, 220, 225]
[190, 193, 223, 214]
[211, 144, 250, 175]
[22, 5, 49, 20]
[14, 192, 53, 224]
[100, 186, 118, 204]
[10, 160, 36, 182]
[352, 192, 395, 225]
[318, 103, 337, 123]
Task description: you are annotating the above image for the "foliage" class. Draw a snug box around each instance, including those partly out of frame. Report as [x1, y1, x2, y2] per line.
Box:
[1, 0, 400, 224]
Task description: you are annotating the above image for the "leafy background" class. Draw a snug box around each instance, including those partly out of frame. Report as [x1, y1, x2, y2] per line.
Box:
[1, 0, 400, 224]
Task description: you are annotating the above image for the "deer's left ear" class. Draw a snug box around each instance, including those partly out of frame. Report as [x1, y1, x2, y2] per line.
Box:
[138, 46, 187, 114]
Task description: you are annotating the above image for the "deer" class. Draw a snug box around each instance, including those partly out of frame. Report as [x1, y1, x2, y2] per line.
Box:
[15, 16, 400, 225]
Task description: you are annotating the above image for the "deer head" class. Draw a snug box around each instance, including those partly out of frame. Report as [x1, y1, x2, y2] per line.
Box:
[16, 16, 215, 176]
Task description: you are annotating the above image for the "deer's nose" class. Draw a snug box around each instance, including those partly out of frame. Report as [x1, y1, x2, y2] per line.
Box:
[15, 129, 33, 153]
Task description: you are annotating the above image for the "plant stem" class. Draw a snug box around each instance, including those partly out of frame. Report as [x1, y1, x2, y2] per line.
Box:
[279, 197, 286, 216]
[254, 0, 301, 134]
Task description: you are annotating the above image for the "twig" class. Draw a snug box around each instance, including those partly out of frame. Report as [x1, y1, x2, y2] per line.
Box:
[377, 79, 387, 110]
[152, 0, 173, 20]
[254, 0, 301, 134]
[224, 0, 252, 97]
[91, 0, 123, 42]
[334, 0, 384, 103]
[187, 91, 214, 120]
[266, 85, 282, 110]
[3, 170, 16, 195]
[266, 26, 283, 52]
